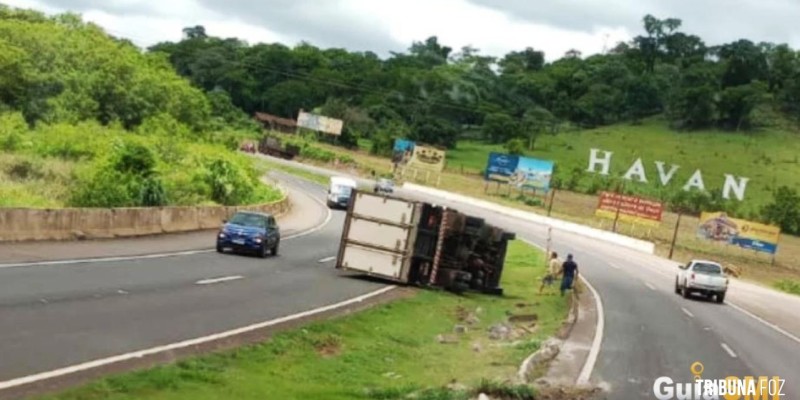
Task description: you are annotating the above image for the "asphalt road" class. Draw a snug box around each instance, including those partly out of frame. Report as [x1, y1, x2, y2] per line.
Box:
[3, 158, 799, 399]
[458, 211, 800, 399]
[0, 175, 387, 383]
[262, 156, 800, 399]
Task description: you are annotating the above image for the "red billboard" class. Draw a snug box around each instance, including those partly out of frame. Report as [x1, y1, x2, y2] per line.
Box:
[595, 192, 664, 226]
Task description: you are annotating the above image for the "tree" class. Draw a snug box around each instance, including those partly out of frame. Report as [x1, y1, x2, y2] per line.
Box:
[521, 106, 555, 150]
[182, 25, 207, 40]
[762, 186, 800, 234]
[499, 47, 545, 75]
[716, 82, 766, 131]
[481, 112, 520, 143]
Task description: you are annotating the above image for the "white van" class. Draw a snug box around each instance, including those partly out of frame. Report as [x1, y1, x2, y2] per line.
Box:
[327, 176, 358, 209]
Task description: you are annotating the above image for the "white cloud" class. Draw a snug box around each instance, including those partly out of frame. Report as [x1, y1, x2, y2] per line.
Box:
[4, 0, 799, 59]
[342, 0, 631, 59]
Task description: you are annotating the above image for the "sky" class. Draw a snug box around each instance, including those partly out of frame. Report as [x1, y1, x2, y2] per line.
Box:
[3, 0, 800, 61]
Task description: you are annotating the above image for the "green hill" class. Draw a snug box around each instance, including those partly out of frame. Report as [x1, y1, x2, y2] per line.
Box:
[0, 6, 274, 208]
[444, 118, 799, 217]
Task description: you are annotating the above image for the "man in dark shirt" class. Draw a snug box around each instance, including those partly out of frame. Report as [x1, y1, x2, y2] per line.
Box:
[560, 254, 579, 296]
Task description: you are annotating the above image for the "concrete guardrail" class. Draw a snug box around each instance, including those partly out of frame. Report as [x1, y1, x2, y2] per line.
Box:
[0, 193, 290, 242]
[402, 183, 656, 254]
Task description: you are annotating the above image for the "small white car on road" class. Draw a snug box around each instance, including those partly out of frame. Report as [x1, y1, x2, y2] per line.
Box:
[675, 259, 729, 303]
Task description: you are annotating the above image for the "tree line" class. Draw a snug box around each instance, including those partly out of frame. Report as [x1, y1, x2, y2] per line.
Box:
[149, 17, 800, 152]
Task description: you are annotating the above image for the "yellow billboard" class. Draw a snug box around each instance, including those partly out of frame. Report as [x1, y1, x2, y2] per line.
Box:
[406, 145, 446, 173]
[697, 212, 780, 255]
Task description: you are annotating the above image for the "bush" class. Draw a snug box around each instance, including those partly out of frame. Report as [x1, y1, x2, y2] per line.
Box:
[139, 176, 168, 206]
[70, 166, 138, 207]
[112, 142, 157, 177]
[505, 138, 525, 155]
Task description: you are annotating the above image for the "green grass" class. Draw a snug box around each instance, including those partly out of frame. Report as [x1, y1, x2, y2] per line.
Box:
[446, 118, 800, 213]
[38, 241, 567, 400]
[774, 280, 800, 295]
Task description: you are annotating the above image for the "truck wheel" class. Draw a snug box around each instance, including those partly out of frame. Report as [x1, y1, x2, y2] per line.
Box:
[715, 292, 725, 304]
[216, 245, 224, 254]
[674, 278, 680, 295]
[271, 242, 279, 256]
[259, 244, 269, 259]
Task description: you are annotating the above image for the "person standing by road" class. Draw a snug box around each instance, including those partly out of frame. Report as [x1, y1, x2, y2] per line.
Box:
[560, 254, 579, 296]
[539, 251, 561, 295]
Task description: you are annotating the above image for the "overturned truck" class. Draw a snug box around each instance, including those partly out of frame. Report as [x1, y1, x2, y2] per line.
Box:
[335, 190, 516, 295]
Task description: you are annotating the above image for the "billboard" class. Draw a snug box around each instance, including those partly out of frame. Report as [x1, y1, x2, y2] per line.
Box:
[595, 192, 664, 226]
[392, 138, 415, 165]
[297, 111, 344, 135]
[484, 152, 554, 191]
[698, 212, 780, 255]
[407, 145, 446, 173]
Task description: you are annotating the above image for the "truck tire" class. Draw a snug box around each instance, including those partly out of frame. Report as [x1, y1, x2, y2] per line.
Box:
[259, 244, 269, 259]
[715, 292, 725, 304]
[674, 278, 680, 295]
[271, 242, 279, 256]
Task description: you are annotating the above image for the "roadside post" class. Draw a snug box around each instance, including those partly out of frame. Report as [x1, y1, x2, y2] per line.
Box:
[668, 212, 682, 259]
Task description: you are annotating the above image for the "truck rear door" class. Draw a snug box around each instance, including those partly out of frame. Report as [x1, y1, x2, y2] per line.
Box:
[335, 191, 419, 282]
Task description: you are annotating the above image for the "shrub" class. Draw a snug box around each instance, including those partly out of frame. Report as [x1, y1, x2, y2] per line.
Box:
[70, 166, 137, 207]
[139, 176, 168, 206]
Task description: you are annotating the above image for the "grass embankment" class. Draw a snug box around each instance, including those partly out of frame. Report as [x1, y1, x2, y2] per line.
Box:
[267, 124, 800, 294]
[0, 113, 281, 208]
[39, 241, 568, 400]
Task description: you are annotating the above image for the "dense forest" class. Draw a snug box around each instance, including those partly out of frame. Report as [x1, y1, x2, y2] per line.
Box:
[148, 17, 800, 153]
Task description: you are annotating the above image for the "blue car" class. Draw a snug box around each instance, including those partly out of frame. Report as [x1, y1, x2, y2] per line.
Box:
[216, 211, 280, 258]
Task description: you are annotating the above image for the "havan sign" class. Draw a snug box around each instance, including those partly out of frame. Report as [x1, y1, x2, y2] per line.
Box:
[586, 149, 750, 201]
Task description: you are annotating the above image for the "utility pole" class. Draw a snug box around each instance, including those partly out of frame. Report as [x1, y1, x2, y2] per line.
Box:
[669, 212, 682, 260]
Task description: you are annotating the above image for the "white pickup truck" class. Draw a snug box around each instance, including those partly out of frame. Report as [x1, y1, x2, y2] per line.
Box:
[675, 259, 729, 303]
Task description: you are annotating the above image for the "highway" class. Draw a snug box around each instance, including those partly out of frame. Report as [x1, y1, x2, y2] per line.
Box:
[262, 158, 800, 399]
[2, 161, 799, 400]
[0, 175, 388, 390]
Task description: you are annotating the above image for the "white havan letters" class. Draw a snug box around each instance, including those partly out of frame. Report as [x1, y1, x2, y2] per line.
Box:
[586, 148, 750, 201]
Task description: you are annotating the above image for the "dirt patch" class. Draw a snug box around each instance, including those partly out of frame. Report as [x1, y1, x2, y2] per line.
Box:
[313, 335, 342, 358]
[455, 305, 470, 321]
[535, 386, 604, 400]
[509, 313, 538, 324]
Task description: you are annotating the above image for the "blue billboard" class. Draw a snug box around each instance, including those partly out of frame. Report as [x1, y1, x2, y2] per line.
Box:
[485, 152, 554, 191]
[392, 139, 415, 165]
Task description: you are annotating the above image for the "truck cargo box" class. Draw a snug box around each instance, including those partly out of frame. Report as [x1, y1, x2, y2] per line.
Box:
[335, 190, 515, 295]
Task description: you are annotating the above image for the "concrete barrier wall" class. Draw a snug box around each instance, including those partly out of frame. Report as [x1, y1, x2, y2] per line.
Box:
[0, 196, 291, 242]
[402, 183, 656, 254]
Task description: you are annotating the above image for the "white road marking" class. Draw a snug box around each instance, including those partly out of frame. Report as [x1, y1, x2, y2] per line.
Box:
[576, 272, 604, 386]
[645, 282, 657, 291]
[195, 275, 244, 285]
[681, 307, 695, 318]
[519, 238, 605, 386]
[318, 256, 336, 263]
[0, 190, 333, 270]
[726, 301, 800, 346]
[0, 285, 396, 391]
[720, 342, 738, 358]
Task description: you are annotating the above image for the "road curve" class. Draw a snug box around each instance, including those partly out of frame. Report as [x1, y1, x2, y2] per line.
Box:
[0, 175, 389, 386]
[261, 156, 800, 399]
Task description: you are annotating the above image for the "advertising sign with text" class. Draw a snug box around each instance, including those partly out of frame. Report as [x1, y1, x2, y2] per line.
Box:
[698, 212, 780, 255]
[595, 192, 664, 226]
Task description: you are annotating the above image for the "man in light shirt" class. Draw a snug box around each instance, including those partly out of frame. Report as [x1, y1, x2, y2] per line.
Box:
[539, 251, 561, 294]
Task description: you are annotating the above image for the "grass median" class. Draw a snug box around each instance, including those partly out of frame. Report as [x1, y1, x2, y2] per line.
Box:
[38, 241, 568, 400]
